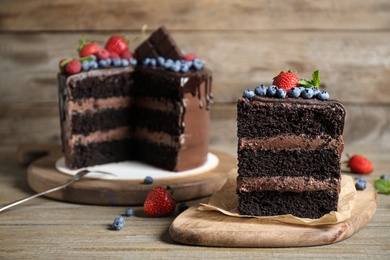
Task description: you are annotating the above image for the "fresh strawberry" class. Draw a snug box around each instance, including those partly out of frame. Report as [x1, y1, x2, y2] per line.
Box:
[120, 50, 133, 59]
[183, 53, 198, 61]
[65, 59, 82, 75]
[78, 38, 100, 57]
[105, 35, 128, 55]
[272, 70, 300, 93]
[143, 186, 176, 217]
[96, 49, 110, 60]
[347, 154, 374, 174]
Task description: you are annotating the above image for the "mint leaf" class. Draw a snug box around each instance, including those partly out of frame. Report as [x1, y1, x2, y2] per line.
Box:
[298, 70, 321, 88]
[311, 70, 320, 87]
[298, 79, 312, 87]
[374, 179, 390, 194]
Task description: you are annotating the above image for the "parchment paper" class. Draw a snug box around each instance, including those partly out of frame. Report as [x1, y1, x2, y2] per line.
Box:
[199, 169, 357, 226]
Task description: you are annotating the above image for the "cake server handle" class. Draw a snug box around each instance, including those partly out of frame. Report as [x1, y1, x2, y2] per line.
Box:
[0, 170, 92, 213]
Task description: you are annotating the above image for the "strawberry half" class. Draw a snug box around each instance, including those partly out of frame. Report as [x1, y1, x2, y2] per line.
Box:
[143, 186, 176, 217]
[272, 70, 300, 93]
[105, 35, 128, 55]
[347, 154, 374, 174]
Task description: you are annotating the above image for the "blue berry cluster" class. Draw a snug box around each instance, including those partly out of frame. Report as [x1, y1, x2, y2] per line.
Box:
[81, 55, 138, 71]
[142, 57, 205, 73]
[243, 84, 330, 101]
[112, 215, 125, 230]
[355, 176, 367, 191]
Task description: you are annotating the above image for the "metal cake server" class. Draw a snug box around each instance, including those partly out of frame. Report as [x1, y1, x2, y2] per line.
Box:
[0, 170, 113, 213]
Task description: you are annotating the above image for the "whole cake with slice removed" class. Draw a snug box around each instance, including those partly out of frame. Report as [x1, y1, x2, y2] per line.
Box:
[237, 70, 346, 219]
[57, 26, 212, 172]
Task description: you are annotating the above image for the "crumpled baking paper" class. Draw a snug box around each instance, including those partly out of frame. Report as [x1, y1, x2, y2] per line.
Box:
[199, 169, 357, 226]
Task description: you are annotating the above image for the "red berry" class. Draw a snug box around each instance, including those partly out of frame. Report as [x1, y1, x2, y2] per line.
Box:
[79, 42, 100, 57]
[65, 59, 82, 75]
[109, 51, 120, 59]
[96, 49, 110, 60]
[183, 53, 198, 61]
[143, 186, 176, 217]
[272, 70, 300, 93]
[120, 50, 133, 59]
[105, 35, 128, 55]
[59, 58, 67, 72]
[347, 154, 374, 174]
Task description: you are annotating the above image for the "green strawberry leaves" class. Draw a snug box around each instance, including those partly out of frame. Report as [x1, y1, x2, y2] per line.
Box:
[298, 70, 320, 88]
[374, 179, 390, 194]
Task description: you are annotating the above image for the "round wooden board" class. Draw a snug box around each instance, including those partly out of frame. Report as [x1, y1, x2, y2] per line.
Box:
[169, 180, 377, 247]
[26, 147, 235, 206]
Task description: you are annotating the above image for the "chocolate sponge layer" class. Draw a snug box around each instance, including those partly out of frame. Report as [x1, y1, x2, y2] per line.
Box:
[237, 97, 346, 138]
[237, 190, 339, 219]
[237, 148, 341, 180]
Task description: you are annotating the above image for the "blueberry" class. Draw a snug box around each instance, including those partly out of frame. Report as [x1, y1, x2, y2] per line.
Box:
[355, 176, 366, 183]
[355, 180, 367, 191]
[310, 86, 320, 96]
[144, 176, 154, 184]
[98, 59, 109, 67]
[149, 58, 157, 67]
[243, 89, 255, 100]
[316, 90, 330, 100]
[288, 87, 301, 98]
[381, 175, 389, 180]
[164, 59, 174, 69]
[178, 203, 189, 213]
[180, 64, 190, 73]
[106, 58, 112, 66]
[276, 88, 287, 99]
[299, 86, 306, 92]
[129, 58, 137, 65]
[82, 60, 90, 71]
[193, 59, 204, 70]
[254, 84, 267, 96]
[170, 63, 181, 72]
[112, 58, 122, 67]
[89, 55, 97, 61]
[157, 57, 165, 66]
[121, 59, 129, 67]
[266, 85, 278, 97]
[143, 58, 151, 66]
[124, 208, 134, 217]
[89, 60, 98, 69]
[112, 216, 125, 230]
[301, 88, 314, 99]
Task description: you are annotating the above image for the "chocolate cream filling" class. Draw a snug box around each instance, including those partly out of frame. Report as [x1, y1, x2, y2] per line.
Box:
[237, 176, 341, 193]
[238, 134, 344, 153]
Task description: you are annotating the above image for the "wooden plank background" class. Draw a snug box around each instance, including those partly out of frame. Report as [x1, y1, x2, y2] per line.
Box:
[1, 0, 390, 152]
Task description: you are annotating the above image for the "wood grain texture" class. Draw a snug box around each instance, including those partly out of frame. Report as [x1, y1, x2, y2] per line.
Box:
[169, 179, 377, 247]
[1, 0, 390, 31]
[0, 146, 389, 258]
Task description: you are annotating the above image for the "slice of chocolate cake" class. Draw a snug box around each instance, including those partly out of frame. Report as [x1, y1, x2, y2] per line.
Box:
[236, 70, 346, 219]
[57, 26, 212, 172]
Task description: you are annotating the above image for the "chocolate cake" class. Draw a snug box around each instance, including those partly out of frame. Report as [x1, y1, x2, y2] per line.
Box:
[57, 26, 212, 171]
[236, 71, 346, 219]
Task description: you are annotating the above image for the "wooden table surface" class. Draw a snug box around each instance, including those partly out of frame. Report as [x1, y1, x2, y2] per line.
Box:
[0, 144, 389, 259]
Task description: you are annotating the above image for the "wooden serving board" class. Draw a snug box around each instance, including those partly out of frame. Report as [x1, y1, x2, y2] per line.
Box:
[18, 144, 236, 205]
[169, 181, 377, 247]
